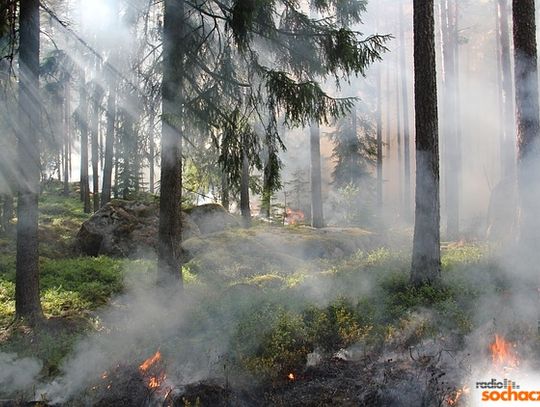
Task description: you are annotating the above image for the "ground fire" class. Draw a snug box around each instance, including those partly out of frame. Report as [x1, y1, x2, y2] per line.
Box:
[447, 385, 470, 406]
[139, 350, 167, 391]
[285, 208, 305, 225]
[490, 334, 519, 371]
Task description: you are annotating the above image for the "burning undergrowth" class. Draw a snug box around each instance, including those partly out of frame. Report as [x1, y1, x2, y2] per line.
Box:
[2, 243, 540, 406]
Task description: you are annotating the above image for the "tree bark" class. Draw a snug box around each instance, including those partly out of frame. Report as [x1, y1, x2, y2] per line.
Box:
[512, 0, 540, 246]
[158, 0, 185, 286]
[16, 0, 43, 322]
[101, 84, 116, 207]
[410, 0, 441, 285]
[310, 124, 324, 228]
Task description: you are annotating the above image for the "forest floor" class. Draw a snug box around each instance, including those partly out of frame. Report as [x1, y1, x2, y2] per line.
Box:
[0, 185, 539, 406]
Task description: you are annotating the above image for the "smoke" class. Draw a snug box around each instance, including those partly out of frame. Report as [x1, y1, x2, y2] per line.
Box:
[0, 352, 42, 394]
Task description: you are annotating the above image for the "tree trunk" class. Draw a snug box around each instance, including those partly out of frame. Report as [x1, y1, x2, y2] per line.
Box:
[512, 0, 540, 246]
[148, 114, 155, 194]
[395, 50, 403, 210]
[240, 134, 252, 227]
[410, 0, 441, 285]
[101, 84, 116, 207]
[90, 72, 101, 212]
[376, 66, 383, 210]
[158, 0, 184, 286]
[79, 74, 91, 213]
[441, 0, 460, 240]
[498, 0, 516, 180]
[221, 169, 229, 210]
[16, 0, 43, 322]
[310, 124, 324, 228]
[2, 195, 13, 233]
[399, 3, 412, 221]
[63, 83, 70, 196]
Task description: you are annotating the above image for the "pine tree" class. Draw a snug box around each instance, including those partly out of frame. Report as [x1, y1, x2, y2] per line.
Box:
[16, 0, 43, 322]
[512, 0, 540, 246]
[410, 0, 441, 286]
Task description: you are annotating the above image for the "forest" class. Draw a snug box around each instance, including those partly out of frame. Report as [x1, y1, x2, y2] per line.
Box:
[0, 0, 539, 405]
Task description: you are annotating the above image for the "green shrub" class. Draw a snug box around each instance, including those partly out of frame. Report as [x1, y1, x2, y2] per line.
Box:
[232, 304, 311, 379]
[303, 298, 374, 352]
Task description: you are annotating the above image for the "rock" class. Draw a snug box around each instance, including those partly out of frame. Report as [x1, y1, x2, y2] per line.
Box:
[76, 200, 237, 257]
[184, 203, 240, 234]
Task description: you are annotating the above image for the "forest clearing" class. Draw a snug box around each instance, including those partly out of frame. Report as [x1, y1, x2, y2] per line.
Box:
[1, 0, 540, 406]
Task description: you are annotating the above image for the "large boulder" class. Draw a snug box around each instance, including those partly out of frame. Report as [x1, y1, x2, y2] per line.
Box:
[76, 200, 238, 257]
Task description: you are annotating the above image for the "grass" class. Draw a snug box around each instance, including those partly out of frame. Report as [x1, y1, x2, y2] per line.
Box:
[0, 187, 513, 391]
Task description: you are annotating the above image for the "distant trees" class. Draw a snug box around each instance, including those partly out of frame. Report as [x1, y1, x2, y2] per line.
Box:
[440, 0, 461, 240]
[329, 107, 376, 188]
[0, 0, 15, 233]
[310, 124, 324, 228]
[512, 0, 540, 247]
[16, 0, 43, 322]
[410, 0, 441, 285]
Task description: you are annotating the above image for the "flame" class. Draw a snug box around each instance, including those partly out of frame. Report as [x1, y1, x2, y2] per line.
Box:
[139, 350, 167, 391]
[139, 350, 162, 373]
[447, 385, 470, 406]
[285, 208, 305, 225]
[288, 372, 295, 381]
[148, 374, 166, 389]
[490, 334, 519, 369]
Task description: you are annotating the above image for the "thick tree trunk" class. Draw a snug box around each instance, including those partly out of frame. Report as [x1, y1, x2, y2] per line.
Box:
[158, 0, 184, 286]
[411, 0, 441, 285]
[79, 75, 91, 213]
[310, 124, 324, 228]
[16, 0, 43, 322]
[101, 85, 116, 207]
[512, 0, 540, 246]
[498, 0, 516, 180]
[240, 135, 251, 227]
[399, 4, 412, 221]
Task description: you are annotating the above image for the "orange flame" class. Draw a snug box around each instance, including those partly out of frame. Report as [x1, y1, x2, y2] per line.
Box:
[490, 334, 519, 369]
[139, 350, 167, 391]
[447, 385, 470, 406]
[285, 208, 305, 225]
[148, 374, 166, 389]
[139, 350, 162, 373]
